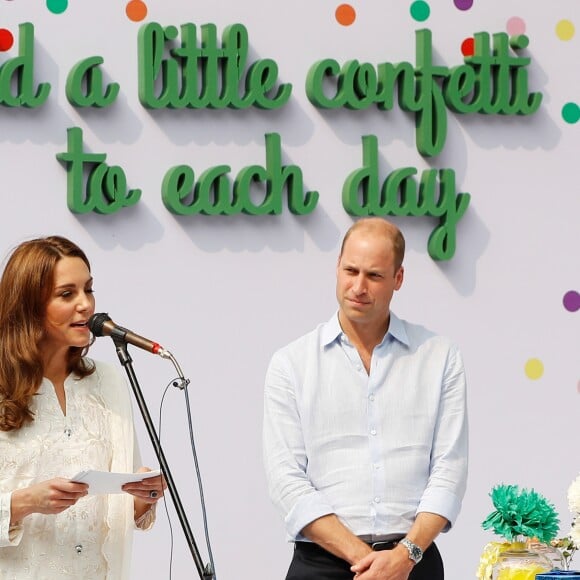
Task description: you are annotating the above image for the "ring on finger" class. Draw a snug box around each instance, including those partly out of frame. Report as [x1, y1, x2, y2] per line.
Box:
[149, 490, 159, 499]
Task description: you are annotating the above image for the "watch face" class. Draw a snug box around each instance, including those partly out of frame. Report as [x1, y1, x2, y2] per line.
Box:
[401, 539, 423, 563]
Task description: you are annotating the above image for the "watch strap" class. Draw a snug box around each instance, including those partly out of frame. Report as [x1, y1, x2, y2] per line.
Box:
[399, 538, 423, 564]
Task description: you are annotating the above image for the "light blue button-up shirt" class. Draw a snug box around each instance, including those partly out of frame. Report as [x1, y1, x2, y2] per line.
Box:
[263, 312, 468, 541]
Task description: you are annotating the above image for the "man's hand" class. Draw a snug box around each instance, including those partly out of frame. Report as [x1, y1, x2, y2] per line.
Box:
[351, 544, 414, 580]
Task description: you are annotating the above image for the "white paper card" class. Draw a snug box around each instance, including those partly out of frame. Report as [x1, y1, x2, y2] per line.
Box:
[70, 469, 161, 495]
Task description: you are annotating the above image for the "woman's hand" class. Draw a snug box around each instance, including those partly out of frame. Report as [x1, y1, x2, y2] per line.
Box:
[122, 467, 166, 521]
[11, 478, 89, 523]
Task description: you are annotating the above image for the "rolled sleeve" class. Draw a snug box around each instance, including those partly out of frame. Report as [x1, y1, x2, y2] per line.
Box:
[285, 491, 335, 539]
[418, 346, 468, 530]
[263, 350, 334, 540]
[417, 486, 463, 531]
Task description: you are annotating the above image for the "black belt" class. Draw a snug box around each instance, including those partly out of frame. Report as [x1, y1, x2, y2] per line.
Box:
[295, 538, 401, 554]
[368, 539, 400, 551]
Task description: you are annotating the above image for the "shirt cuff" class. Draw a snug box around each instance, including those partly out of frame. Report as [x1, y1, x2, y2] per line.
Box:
[0, 492, 23, 547]
[416, 487, 463, 531]
[285, 491, 335, 540]
[134, 503, 156, 531]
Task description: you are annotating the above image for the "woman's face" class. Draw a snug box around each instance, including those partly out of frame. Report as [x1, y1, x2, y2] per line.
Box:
[42, 256, 95, 352]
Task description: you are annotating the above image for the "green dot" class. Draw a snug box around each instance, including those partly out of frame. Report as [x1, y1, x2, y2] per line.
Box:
[47, 0, 68, 15]
[562, 102, 580, 124]
[410, 1, 430, 22]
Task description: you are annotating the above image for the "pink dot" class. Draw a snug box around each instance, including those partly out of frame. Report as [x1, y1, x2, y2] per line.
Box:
[507, 16, 526, 36]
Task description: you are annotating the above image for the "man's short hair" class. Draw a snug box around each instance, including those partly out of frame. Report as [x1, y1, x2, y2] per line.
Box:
[339, 218, 405, 272]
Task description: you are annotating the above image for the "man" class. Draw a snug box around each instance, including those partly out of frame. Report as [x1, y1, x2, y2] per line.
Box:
[263, 218, 468, 580]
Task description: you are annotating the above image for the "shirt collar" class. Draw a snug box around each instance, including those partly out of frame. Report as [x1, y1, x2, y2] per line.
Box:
[321, 311, 410, 348]
[321, 312, 343, 346]
[387, 312, 410, 347]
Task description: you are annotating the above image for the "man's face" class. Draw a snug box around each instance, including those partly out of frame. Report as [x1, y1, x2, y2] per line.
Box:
[336, 230, 403, 329]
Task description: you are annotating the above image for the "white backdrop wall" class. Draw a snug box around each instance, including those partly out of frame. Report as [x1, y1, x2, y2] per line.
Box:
[0, 1, 578, 578]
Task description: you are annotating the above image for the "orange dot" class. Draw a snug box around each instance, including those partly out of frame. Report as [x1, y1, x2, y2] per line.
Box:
[336, 4, 356, 26]
[461, 37, 474, 57]
[126, 0, 147, 22]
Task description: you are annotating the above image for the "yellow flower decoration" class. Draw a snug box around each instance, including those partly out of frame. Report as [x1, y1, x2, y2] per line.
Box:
[495, 564, 550, 580]
[477, 542, 516, 579]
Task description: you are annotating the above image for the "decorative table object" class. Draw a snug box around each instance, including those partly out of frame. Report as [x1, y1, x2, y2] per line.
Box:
[527, 538, 564, 570]
[535, 573, 580, 579]
[551, 537, 578, 572]
[491, 541, 552, 580]
[540, 474, 580, 577]
[476, 484, 560, 580]
[543, 473, 580, 578]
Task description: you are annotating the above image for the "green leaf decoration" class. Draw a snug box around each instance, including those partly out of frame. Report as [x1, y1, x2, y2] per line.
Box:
[481, 484, 560, 543]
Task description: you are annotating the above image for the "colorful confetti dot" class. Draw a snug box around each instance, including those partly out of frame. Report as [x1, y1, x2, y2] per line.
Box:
[335, 4, 356, 27]
[454, 0, 474, 10]
[562, 102, 580, 124]
[506, 16, 526, 36]
[410, 1, 430, 23]
[126, 0, 148, 22]
[46, 0, 68, 14]
[0, 29, 14, 52]
[556, 19, 575, 41]
[461, 37, 474, 57]
[563, 290, 580, 312]
[525, 358, 544, 380]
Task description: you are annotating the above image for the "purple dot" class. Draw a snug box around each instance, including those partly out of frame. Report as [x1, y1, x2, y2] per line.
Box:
[563, 290, 580, 312]
[454, 0, 474, 10]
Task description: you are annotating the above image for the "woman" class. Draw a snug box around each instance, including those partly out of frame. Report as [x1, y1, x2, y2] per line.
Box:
[0, 236, 165, 579]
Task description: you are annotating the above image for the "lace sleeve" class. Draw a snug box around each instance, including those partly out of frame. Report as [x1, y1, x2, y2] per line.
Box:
[134, 503, 156, 531]
[0, 492, 23, 547]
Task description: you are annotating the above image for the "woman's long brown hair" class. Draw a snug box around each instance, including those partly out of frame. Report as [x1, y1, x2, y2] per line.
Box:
[0, 236, 95, 431]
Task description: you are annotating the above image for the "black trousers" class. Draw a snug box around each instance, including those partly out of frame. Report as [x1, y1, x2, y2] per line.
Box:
[286, 540, 444, 580]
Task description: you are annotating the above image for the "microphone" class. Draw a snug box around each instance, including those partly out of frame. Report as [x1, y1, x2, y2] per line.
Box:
[89, 313, 167, 356]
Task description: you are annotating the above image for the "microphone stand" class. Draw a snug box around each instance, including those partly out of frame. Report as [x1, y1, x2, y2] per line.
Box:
[111, 336, 214, 580]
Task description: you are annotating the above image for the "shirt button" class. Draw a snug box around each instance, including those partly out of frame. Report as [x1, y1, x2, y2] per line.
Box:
[374, 464, 380, 470]
[64, 428, 72, 438]
[75, 544, 83, 554]
[374, 497, 380, 503]
[369, 395, 375, 402]
[370, 428, 377, 436]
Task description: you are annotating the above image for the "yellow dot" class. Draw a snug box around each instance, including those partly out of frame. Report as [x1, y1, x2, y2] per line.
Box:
[556, 19, 575, 41]
[524, 358, 544, 380]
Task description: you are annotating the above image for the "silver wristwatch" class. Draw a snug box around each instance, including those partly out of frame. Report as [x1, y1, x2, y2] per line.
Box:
[399, 538, 423, 564]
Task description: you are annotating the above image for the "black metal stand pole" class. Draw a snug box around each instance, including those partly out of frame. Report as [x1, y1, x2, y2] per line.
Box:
[112, 338, 214, 580]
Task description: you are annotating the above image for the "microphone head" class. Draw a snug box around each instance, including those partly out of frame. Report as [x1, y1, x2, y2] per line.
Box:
[88, 313, 112, 337]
